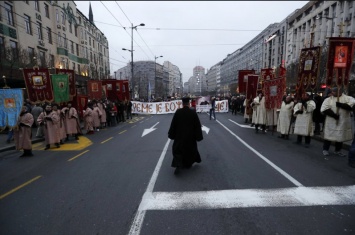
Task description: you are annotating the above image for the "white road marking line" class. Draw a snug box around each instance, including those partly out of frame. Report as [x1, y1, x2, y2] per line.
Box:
[216, 119, 303, 187]
[140, 186, 355, 210]
[229, 119, 255, 128]
[128, 139, 171, 235]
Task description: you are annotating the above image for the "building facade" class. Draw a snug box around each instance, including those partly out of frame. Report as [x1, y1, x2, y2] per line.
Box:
[0, 0, 110, 88]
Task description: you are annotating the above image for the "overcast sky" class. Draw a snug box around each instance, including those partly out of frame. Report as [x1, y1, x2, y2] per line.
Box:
[74, 1, 307, 82]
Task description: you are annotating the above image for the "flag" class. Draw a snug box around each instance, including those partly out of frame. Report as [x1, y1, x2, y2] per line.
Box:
[0, 89, 23, 127]
[238, 70, 255, 94]
[87, 80, 103, 100]
[51, 74, 69, 103]
[55, 69, 76, 98]
[23, 68, 53, 102]
[326, 37, 355, 87]
[264, 78, 286, 109]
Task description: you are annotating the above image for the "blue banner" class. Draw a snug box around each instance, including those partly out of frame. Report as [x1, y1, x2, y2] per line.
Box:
[0, 89, 24, 127]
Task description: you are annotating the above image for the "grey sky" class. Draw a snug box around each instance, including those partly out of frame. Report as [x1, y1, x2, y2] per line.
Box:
[74, 1, 307, 82]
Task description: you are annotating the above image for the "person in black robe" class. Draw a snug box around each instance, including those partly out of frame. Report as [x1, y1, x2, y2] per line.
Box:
[168, 97, 203, 175]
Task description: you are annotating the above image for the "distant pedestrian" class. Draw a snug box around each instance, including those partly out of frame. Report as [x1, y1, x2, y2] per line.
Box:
[168, 97, 203, 175]
[126, 99, 133, 119]
[210, 96, 216, 120]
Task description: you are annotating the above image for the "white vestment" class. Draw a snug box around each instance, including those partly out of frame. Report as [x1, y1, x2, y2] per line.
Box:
[277, 101, 294, 135]
[293, 100, 316, 136]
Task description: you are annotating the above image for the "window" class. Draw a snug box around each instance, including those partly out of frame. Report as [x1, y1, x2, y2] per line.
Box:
[93, 40, 95, 48]
[10, 40, 18, 60]
[61, 11, 65, 25]
[56, 9, 59, 23]
[70, 41, 74, 54]
[37, 22, 43, 40]
[86, 47, 88, 59]
[85, 31, 87, 40]
[80, 28, 83, 39]
[44, 3, 49, 18]
[74, 26, 78, 37]
[63, 33, 67, 48]
[69, 22, 72, 33]
[78, 64, 81, 74]
[90, 51, 92, 61]
[72, 62, 75, 71]
[47, 27, 52, 44]
[0, 37, 4, 62]
[34, 0, 39, 11]
[50, 54, 54, 68]
[58, 32, 62, 47]
[39, 51, 45, 67]
[89, 37, 91, 46]
[28, 47, 35, 60]
[76, 43, 79, 56]
[5, 3, 14, 26]
[24, 15, 32, 34]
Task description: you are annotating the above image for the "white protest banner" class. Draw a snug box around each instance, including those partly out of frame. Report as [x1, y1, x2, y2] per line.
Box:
[132, 100, 229, 114]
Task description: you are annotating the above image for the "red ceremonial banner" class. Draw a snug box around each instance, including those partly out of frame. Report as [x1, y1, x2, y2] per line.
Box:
[101, 79, 130, 101]
[23, 68, 53, 102]
[246, 75, 259, 99]
[87, 80, 103, 100]
[238, 70, 255, 94]
[72, 94, 88, 120]
[295, 47, 321, 98]
[326, 37, 355, 88]
[264, 78, 286, 109]
[55, 69, 76, 98]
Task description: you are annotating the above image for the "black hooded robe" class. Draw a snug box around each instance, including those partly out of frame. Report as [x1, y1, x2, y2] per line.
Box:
[168, 106, 203, 168]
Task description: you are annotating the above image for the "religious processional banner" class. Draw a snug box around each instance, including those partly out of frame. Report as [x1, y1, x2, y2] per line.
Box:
[51, 74, 69, 103]
[132, 100, 229, 114]
[263, 78, 286, 109]
[295, 47, 321, 98]
[246, 75, 259, 100]
[73, 94, 88, 119]
[101, 80, 118, 101]
[260, 68, 274, 91]
[87, 80, 103, 100]
[0, 89, 23, 127]
[23, 68, 53, 102]
[55, 69, 76, 98]
[326, 37, 355, 89]
[238, 70, 255, 94]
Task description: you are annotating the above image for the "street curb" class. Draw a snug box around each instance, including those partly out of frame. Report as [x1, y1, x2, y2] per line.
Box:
[0, 138, 44, 153]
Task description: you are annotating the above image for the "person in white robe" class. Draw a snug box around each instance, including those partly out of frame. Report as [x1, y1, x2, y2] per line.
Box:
[253, 92, 267, 133]
[293, 92, 316, 147]
[277, 96, 294, 139]
[321, 87, 355, 157]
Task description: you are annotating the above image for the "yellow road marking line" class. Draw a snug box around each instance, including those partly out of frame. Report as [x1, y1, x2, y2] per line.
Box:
[101, 137, 113, 144]
[0, 175, 42, 200]
[119, 130, 127, 134]
[68, 150, 89, 162]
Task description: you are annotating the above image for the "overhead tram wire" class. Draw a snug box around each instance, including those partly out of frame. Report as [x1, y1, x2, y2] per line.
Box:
[113, 1, 153, 59]
[93, 20, 335, 34]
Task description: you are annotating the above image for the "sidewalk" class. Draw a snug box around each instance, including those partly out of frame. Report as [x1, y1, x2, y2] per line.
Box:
[0, 127, 44, 153]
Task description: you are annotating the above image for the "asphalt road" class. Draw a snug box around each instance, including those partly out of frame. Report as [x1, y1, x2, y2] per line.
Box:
[1, 112, 355, 235]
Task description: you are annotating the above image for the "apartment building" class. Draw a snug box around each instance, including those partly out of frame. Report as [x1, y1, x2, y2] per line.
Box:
[0, 1, 110, 88]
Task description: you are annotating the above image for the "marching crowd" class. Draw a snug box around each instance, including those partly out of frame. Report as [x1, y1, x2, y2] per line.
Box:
[6, 90, 355, 168]
[236, 87, 355, 168]
[7, 98, 134, 157]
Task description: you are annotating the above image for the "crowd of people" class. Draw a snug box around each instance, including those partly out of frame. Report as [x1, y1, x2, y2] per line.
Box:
[236, 87, 355, 168]
[8, 98, 134, 157]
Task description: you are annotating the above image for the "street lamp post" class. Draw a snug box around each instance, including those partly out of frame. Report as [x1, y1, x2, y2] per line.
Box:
[154, 55, 163, 98]
[123, 23, 145, 99]
[114, 71, 117, 79]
